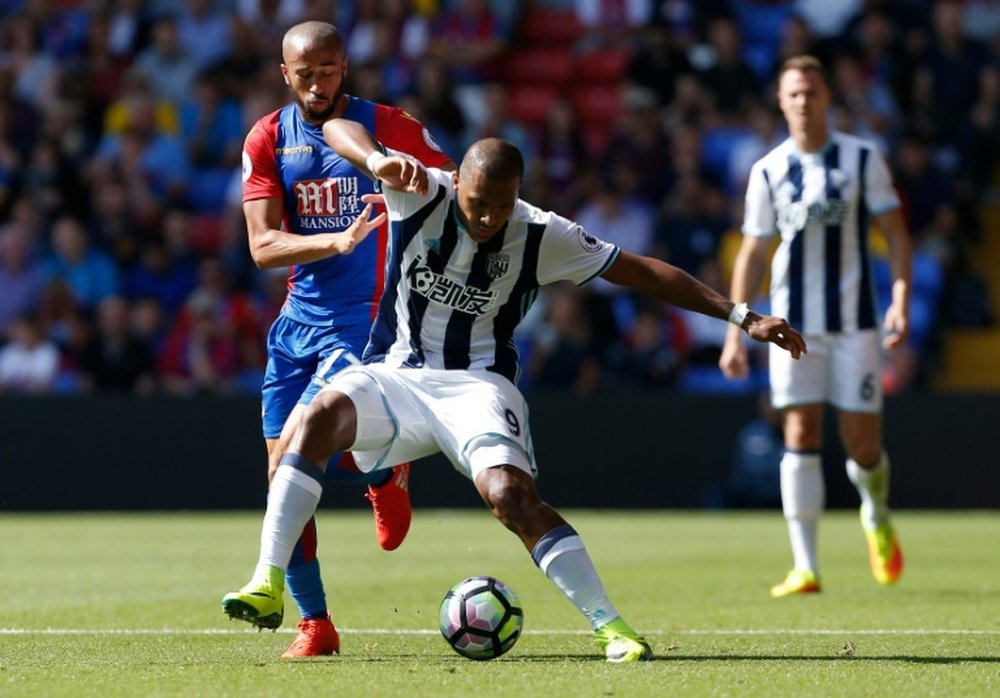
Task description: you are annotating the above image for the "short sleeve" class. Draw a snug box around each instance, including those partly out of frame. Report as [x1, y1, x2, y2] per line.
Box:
[241, 118, 282, 202]
[742, 160, 776, 238]
[374, 105, 453, 168]
[864, 148, 901, 215]
[536, 215, 619, 287]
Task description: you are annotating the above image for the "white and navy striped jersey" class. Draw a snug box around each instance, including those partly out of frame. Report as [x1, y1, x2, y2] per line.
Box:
[364, 168, 620, 383]
[743, 131, 900, 335]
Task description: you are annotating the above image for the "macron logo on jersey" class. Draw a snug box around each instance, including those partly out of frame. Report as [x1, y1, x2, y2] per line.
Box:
[406, 254, 499, 315]
[294, 176, 365, 230]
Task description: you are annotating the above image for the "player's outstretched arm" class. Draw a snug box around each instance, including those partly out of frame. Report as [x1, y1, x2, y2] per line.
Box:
[322, 119, 428, 195]
[601, 250, 806, 358]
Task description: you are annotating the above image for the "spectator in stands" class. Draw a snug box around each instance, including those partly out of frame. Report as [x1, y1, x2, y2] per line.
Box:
[408, 55, 466, 157]
[694, 16, 760, 121]
[0, 313, 60, 395]
[132, 14, 200, 108]
[1, 12, 61, 110]
[426, 0, 509, 126]
[41, 215, 120, 311]
[625, 22, 693, 108]
[179, 68, 244, 170]
[536, 96, 590, 215]
[91, 77, 191, 206]
[463, 81, 535, 158]
[606, 299, 685, 389]
[176, 0, 233, 72]
[601, 86, 673, 205]
[158, 287, 240, 395]
[0, 223, 44, 334]
[654, 171, 728, 276]
[525, 281, 603, 395]
[77, 294, 155, 395]
[573, 0, 652, 51]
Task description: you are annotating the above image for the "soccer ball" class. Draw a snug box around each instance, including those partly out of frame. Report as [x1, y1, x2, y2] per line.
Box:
[438, 576, 524, 660]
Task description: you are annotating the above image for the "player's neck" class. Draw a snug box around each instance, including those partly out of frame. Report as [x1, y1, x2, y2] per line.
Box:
[792, 126, 830, 154]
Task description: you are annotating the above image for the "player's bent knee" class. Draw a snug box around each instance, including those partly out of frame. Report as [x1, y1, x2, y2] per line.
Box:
[476, 466, 539, 523]
[299, 390, 356, 451]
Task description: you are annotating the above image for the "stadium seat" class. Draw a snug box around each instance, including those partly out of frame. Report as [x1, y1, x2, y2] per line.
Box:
[570, 85, 622, 126]
[574, 47, 633, 85]
[516, 7, 583, 47]
[506, 85, 561, 125]
[507, 48, 575, 86]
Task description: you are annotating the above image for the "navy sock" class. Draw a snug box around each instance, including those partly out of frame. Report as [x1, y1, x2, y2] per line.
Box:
[323, 452, 391, 487]
[286, 558, 327, 620]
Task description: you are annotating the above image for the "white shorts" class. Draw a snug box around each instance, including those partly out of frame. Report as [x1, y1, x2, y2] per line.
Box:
[321, 365, 537, 481]
[769, 330, 882, 413]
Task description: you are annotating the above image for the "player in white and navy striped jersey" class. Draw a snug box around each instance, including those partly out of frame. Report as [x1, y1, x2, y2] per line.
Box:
[223, 125, 805, 662]
[720, 56, 912, 598]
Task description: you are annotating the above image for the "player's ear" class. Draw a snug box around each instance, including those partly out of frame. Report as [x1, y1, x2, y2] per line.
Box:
[452, 170, 460, 188]
[280, 64, 290, 86]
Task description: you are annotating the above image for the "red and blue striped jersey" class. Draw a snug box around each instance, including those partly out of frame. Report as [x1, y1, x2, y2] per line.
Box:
[242, 96, 451, 326]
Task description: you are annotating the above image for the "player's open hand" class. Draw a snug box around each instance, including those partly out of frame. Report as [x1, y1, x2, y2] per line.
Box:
[719, 333, 751, 380]
[371, 154, 429, 195]
[330, 202, 386, 255]
[882, 302, 910, 350]
[744, 312, 807, 359]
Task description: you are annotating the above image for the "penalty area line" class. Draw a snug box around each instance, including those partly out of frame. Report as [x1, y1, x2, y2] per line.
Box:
[1, 628, 998, 636]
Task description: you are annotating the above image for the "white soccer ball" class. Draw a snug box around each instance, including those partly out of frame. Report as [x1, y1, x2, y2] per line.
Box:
[438, 576, 524, 660]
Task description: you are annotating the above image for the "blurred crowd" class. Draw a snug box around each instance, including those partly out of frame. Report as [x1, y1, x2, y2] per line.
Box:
[0, 0, 996, 397]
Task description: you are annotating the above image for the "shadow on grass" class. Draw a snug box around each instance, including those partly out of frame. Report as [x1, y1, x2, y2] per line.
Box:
[314, 654, 1000, 664]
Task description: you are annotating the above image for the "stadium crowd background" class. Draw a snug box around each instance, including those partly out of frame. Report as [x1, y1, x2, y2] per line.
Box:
[0, 0, 996, 399]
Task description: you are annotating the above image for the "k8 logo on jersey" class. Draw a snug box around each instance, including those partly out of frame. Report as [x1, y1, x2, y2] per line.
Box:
[406, 255, 499, 315]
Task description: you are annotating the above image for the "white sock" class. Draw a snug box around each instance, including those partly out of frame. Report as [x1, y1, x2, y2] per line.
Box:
[847, 452, 890, 530]
[258, 463, 323, 572]
[780, 451, 824, 573]
[532, 527, 618, 630]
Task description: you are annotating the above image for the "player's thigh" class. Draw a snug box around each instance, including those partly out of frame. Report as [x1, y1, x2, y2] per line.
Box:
[769, 335, 828, 410]
[424, 370, 537, 483]
[262, 317, 321, 439]
[829, 331, 882, 413]
[324, 365, 439, 473]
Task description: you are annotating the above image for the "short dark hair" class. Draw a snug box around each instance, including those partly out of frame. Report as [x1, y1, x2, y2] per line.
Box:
[779, 55, 829, 86]
[462, 138, 524, 181]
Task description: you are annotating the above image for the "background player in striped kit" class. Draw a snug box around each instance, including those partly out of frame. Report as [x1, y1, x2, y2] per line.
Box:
[223, 123, 806, 662]
[239, 21, 455, 656]
[719, 55, 911, 597]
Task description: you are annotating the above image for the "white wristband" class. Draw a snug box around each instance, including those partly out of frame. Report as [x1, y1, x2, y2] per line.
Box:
[728, 302, 750, 328]
[365, 151, 384, 177]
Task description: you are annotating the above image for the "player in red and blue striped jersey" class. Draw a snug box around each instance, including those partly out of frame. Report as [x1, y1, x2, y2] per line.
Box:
[238, 21, 454, 657]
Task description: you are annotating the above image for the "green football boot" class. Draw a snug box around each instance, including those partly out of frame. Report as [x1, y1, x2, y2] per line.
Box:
[222, 564, 285, 630]
[594, 617, 653, 663]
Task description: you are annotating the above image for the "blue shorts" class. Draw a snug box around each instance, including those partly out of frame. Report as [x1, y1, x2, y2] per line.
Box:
[261, 314, 369, 439]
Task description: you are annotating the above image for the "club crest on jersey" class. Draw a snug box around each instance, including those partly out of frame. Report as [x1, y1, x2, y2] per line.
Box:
[578, 229, 603, 252]
[406, 255, 499, 315]
[486, 252, 510, 279]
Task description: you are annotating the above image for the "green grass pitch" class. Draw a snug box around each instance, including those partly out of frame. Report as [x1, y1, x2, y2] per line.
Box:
[1, 510, 998, 696]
